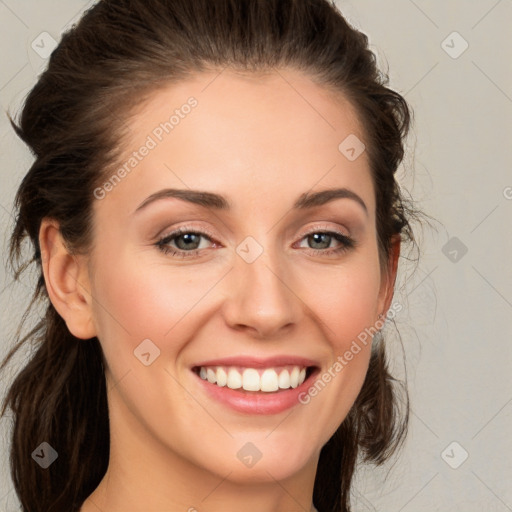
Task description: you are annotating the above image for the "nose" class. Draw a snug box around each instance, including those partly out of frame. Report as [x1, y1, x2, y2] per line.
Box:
[221, 248, 303, 339]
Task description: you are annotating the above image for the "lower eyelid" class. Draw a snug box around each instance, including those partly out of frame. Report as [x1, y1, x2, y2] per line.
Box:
[156, 229, 354, 254]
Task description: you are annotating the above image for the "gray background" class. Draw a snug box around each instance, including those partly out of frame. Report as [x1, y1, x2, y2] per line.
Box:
[1, 1, 511, 511]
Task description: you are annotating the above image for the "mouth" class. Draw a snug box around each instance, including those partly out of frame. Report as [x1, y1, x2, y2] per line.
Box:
[192, 364, 317, 392]
[190, 356, 321, 415]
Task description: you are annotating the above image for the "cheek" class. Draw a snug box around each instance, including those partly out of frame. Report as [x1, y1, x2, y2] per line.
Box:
[301, 258, 381, 347]
[299, 266, 378, 439]
[89, 249, 222, 352]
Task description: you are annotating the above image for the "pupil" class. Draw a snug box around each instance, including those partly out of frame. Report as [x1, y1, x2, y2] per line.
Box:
[310, 233, 330, 249]
[177, 233, 200, 250]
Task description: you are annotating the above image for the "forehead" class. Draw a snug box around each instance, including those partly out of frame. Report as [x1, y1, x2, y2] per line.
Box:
[99, 68, 375, 218]
[127, 68, 366, 148]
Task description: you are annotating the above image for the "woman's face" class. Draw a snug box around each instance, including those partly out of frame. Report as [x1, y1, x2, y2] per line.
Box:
[83, 68, 396, 484]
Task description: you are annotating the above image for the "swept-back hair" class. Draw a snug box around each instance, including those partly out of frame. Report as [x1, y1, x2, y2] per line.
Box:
[1, 1, 419, 510]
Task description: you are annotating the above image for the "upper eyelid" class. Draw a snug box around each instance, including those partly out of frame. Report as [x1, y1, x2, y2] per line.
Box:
[296, 222, 350, 237]
[158, 223, 352, 246]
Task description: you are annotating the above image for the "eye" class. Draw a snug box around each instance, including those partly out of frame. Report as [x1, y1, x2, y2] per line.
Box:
[155, 227, 216, 258]
[154, 226, 356, 259]
[296, 230, 355, 256]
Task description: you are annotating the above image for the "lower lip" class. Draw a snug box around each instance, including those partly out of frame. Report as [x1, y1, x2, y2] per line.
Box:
[192, 369, 319, 415]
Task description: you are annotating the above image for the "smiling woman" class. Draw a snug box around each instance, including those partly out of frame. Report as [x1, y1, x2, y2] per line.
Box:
[1, 1, 424, 512]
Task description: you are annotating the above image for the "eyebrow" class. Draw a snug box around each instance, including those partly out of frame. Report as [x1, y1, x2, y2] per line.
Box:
[134, 187, 368, 216]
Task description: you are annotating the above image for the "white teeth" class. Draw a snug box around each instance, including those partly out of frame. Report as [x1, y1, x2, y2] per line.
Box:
[278, 369, 290, 389]
[198, 365, 308, 392]
[290, 366, 300, 388]
[206, 368, 217, 384]
[242, 369, 260, 391]
[227, 368, 242, 389]
[260, 369, 279, 392]
[216, 367, 227, 387]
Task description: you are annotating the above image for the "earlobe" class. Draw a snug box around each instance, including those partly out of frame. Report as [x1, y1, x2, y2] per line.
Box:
[39, 218, 96, 340]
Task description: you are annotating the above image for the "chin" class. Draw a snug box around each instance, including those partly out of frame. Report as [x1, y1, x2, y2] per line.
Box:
[198, 437, 317, 484]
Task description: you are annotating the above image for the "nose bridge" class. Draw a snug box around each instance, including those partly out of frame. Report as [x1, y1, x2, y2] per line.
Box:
[223, 237, 302, 336]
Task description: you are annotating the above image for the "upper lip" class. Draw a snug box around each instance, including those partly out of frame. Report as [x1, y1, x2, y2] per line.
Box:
[192, 355, 320, 369]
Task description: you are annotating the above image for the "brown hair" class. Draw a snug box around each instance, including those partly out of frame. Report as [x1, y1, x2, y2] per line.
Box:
[1, 1, 423, 510]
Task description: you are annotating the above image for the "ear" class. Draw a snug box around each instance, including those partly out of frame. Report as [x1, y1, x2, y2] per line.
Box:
[39, 218, 96, 339]
[377, 233, 401, 320]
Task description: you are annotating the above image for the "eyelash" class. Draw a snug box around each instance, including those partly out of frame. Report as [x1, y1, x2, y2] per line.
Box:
[155, 225, 356, 259]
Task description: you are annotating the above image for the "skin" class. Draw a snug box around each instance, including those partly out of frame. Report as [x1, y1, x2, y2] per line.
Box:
[39, 68, 400, 512]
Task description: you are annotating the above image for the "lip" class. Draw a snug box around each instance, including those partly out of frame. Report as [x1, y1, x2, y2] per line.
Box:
[192, 355, 320, 369]
[191, 356, 321, 415]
